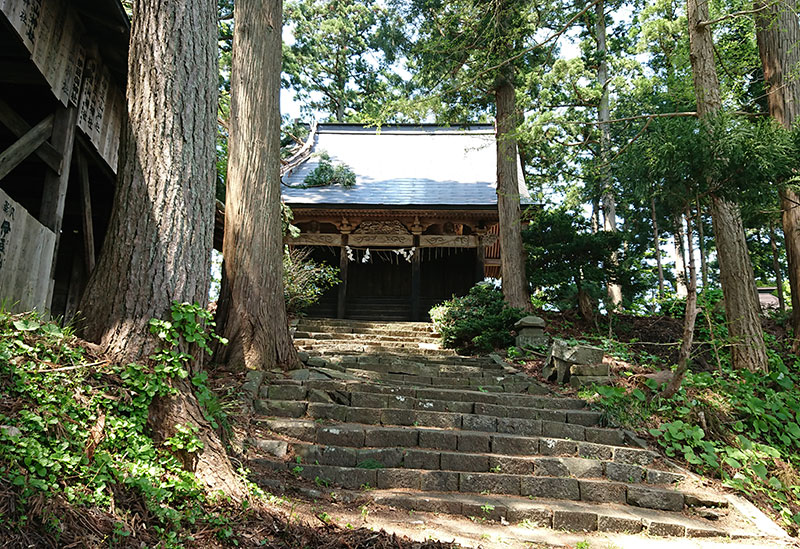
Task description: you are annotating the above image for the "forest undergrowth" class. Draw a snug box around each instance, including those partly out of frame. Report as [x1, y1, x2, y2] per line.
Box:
[0, 309, 455, 548]
[525, 298, 800, 533]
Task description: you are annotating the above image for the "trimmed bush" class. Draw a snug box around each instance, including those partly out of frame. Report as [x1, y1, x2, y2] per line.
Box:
[429, 283, 525, 354]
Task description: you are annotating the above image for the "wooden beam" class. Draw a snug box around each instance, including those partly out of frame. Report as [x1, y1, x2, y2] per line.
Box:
[0, 114, 54, 181]
[337, 236, 348, 319]
[0, 97, 62, 173]
[39, 105, 79, 308]
[76, 151, 96, 272]
[476, 244, 486, 282]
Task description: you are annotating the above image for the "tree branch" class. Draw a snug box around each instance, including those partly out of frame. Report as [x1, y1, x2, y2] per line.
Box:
[697, 3, 772, 27]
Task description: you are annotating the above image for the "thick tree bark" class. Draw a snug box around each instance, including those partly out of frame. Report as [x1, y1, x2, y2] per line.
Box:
[216, 0, 301, 371]
[651, 198, 665, 297]
[495, 78, 531, 310]
[662, 209, 698, 399]
[755, 0, 800, 348]
[674, 219, 688, 298]
[595, 0, 622, 308]
[79, 0, 245, 498]
[688, 0, 767, 371]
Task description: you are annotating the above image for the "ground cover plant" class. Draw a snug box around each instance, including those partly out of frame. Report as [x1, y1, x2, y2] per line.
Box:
[544, 304, 800, 532]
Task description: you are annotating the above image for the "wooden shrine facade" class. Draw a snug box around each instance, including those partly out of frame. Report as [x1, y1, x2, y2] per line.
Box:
[286, 206, 500, 321]
[0, 0, 127, 317]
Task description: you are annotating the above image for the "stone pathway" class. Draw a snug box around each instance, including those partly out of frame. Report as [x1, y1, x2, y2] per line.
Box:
[244, 318, 789, 545]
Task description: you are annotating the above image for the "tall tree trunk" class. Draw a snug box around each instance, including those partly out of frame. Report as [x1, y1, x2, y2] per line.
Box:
[755, 0, 800, 348]
[495, 79, 531, 310]
[216, 0, 300, 371]
[688, 0, 767, 371]
[79, 0, 245, 498]
[651, 197, 665, 297]
[769, 222, 786, 312]
[595, 0, 622, 308]
[662, 208, 698, 398]
[674, 219, 688, 298]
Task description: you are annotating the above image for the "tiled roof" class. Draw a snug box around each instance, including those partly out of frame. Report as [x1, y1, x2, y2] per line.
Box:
[281, 124, 530, 208]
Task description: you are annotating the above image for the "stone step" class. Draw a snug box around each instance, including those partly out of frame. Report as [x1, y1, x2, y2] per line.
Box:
[296, 319, 436, 335]
[366, 491, 736, 538]
[256, 401, 614, 439]
[294, 331, 441, 344]
[294, 338, 444, 350]
[327, 356, 504, 375]
[340, 368, 530, 390]
[259, 458, 709, 514]
[298, 343, 459, 357]
[262, 386, 593, 423]
[294, 380, 570, 408]
[256, 419, 646, 458]
[307, 351, 497, 366]
[284, 440, 685, 484]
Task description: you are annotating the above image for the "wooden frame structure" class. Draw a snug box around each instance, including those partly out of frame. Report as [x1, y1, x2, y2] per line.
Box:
[0, 0, 127, 316]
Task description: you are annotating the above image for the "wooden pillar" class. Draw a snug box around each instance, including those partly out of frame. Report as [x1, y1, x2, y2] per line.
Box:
[476, 241, 486, 283]
[337, 235, 348, 319]
[76, 150, 96, 273]
[411, 237, 421, 321]
[39, 105, 79, 308]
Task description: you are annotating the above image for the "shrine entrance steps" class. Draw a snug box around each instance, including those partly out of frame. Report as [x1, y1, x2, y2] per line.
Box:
[244, 318, 786, 543]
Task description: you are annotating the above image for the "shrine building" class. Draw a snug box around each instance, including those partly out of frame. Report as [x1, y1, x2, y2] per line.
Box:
[281, 123, 530, 321]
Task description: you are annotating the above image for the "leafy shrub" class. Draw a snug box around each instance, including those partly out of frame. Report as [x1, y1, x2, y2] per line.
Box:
[302, 153, 356, 188]
[284, 247, 340, 316]
[429, 283, 525, 354]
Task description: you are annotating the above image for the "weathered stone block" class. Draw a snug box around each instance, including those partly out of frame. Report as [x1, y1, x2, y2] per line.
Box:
[307, 402, 347, 422]
[441, 452, 488, 472]
[490, 434, 538, 455]
[550, 339, 604, 365]
[605, 462, 645, 483]
[614, 447, 657, 466]
[506, 502, 552, 526]
[552, 510, 597, 532]
[562, 457, 603, 478]
[421, 471, 459, 491]
[645, 520, 687, 537]
[627, 486, 684, 511]
[417, 410, 461, 429]
[317, 425, 365, 447]
[598, 514, 643, 533]
[364, 427, 417, 447]
[488, 455, 532, 475]
[267, 384, 307, 401]
[579, 479, 627, 503]
[241, 370, 265, 400]
[539, 438, 578, 456]
[254, 400, 307, 418]
[403, 449, 440, 470]
[585, 427, 625, 446]
[542, 357, 571, 384]
[569, 363, 610, 377]
[577, 442, 613, 461]
[351, 392, 387, 408]
[462, 414, 497, 432]
[569, 375, 611, 388]
[538, 410, 565, 422]
[458, 432, 491, 453]
[460, 473, 520, 495]
[346, 407, 382, 424]
[419, 429, 458, 450]
[319, 446, 358, 467]
[497, 417, 542, 436]
[542, 420, 585, 441]
[381, 408, 416, 426]
[514, 315, 546, 329]
[521, 477, 580, 500]
[647, 469, 685, 485]
[532, 457, 570, 477]
[248, 438, 288, 458]
[336, 467, 377, 490]
[307, 389, 334, 403]
[377, 469, 421, 490]
[566, 411, 602, 427]
[357, 448, 404, 468]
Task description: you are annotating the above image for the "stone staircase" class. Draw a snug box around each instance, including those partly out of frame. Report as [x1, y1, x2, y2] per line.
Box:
[245, 318, 785, 542]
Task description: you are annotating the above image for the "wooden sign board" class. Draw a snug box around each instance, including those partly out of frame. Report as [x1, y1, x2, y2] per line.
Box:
[0, 189, 56, 312]
[2, 0, 124, 172]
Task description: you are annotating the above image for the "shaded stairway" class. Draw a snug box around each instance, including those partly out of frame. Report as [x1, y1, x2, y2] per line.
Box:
[245, 318, 785, 541]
